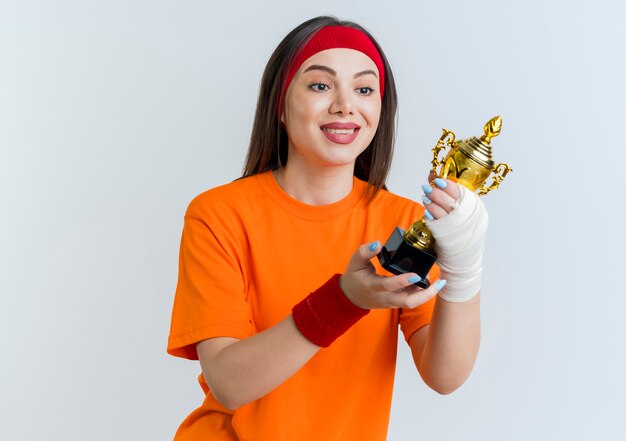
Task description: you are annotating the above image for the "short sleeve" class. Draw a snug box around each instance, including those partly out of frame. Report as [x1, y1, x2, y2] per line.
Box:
[398, 263, 440, 343]
[167, 211, 254, 360]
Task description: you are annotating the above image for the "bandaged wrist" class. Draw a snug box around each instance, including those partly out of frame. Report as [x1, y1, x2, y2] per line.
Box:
[292, 274, 369, 348]
[426, 186, 489, 302]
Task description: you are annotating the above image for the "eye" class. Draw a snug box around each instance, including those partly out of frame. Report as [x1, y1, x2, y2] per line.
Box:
[356, 87, 375, 96]
[309, 83, 331, 92]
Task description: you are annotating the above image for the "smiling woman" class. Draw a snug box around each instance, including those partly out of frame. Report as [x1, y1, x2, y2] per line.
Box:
[243, 19, 397, 202]
[279, 48, 382, 196]
[167, 15, 483, 441]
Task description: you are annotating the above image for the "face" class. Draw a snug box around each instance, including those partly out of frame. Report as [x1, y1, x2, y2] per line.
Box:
[281, 48, 382, 171]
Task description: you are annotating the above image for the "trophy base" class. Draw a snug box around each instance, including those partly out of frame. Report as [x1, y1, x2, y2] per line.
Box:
[377, 227, 437, 289]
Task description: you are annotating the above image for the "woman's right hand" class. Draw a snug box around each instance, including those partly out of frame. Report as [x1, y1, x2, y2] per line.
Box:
[339, 241, 445, 310]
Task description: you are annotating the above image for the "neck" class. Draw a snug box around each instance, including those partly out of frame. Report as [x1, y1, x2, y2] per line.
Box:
[275, 162, 355, 206]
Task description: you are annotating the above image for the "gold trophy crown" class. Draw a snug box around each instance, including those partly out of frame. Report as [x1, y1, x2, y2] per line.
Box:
[404, 116, 513, 251]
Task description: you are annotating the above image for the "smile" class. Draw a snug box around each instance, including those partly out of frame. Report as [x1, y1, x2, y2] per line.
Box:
[320, 127, 360, 144]
[322, 128, 357, 135]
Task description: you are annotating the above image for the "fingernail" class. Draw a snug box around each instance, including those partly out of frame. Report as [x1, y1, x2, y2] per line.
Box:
[434, 178, 447, 189]
[408, 275, 421, 283]
[424, 209, 434, 221]
[368, 241, 380, 252]
[421, 195, 431, 205]
[435, 279, 447, 290]
[421, 184, 433, 194]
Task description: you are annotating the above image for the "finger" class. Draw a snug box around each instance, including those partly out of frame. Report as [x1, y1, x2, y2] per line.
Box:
[403, 279, 447, 309]
[421, 195, 448, 220]
[422, 182, 456, 208]
[421, 184, 456, 218]
[432, 177, 461, 200]
[370, 272, 421, 293]
[401, 283, 426, 296]
[346, 241, 381, 272]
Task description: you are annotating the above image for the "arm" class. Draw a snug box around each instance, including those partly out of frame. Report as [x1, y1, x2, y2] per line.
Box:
[408, 177, 486, 393]
[409, 294, 480, 394]
[197, 316, 319, 410]
[198, 243, 444, 411]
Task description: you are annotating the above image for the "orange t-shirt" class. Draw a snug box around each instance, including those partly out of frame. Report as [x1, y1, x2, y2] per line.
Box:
[167, 171, 438, 440]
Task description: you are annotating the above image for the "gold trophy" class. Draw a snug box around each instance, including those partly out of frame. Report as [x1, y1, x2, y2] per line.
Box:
[377, 116, 512, 288]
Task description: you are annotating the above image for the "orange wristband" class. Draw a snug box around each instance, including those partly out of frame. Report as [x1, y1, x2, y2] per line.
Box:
[292, 274, 369, 348]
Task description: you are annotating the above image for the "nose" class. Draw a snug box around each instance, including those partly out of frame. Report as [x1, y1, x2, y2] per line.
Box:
[329, 86, 354, 115]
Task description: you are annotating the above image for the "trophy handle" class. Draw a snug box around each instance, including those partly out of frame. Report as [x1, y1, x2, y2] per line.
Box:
[477, 163, 513, 196]
[431, 129, 456, 175]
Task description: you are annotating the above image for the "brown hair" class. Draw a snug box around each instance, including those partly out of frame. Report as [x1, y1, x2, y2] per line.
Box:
[242, 16, 398, 201]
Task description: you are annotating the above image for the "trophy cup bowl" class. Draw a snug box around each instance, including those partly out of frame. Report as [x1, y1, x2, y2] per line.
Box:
[377, 116, 512, 288]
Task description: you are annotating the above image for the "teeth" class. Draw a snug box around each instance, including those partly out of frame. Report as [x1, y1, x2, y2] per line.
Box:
[322, 128, 357, 134]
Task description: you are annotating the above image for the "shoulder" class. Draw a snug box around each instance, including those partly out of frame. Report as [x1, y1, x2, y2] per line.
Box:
[356, 182, 426, 230]
[367, 185, 424, 216]
[184, 173, 270, 222]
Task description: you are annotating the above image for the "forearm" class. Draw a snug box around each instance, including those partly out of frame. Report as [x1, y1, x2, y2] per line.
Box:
[412, 292, 481, 394]
[198, 316, 320, 410]
[412, 178, 485, 393]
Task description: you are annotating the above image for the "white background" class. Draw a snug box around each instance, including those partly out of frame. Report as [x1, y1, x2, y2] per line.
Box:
[2, 1, 625, 440]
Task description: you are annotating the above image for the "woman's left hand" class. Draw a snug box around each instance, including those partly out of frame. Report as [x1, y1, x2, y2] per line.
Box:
[420, 174, 461, 221]
[419, 174, 489, 303]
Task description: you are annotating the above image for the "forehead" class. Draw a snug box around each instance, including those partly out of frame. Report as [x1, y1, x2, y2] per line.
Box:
[297, 48, 379, 76]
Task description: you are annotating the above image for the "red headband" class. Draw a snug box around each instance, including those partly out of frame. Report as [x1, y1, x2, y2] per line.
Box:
[279, 26, 385, 112]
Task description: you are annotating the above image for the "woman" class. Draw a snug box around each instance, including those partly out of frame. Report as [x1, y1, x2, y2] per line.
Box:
[168, 15, 484, 440]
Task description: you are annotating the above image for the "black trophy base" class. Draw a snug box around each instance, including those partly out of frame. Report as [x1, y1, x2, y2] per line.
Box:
[377, 227, 437, 289]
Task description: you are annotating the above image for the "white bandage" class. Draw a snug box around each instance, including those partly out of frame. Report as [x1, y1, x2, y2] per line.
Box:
[425, 185, 489, 302]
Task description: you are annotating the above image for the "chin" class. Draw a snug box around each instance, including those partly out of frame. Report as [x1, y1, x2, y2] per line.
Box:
[319, 155, 363, 169]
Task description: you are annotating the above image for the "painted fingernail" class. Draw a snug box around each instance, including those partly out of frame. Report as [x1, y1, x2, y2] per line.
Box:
[434, 178, 447, 189]
[424, 209, 434, 221]
[408, 275, 421, 284]
[421, 184, 433, 194]
[435, 279, 447, 291]
[369, 241, 380, 252]
[422, 195, 431, 205]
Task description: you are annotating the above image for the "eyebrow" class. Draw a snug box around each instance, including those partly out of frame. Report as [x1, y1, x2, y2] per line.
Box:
[302, 64, 378, 79]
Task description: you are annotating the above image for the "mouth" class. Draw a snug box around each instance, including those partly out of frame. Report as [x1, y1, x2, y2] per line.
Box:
[319, 123, 361, 144]
[320, 126, 361, 144]
[321, 127, 359, 135]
